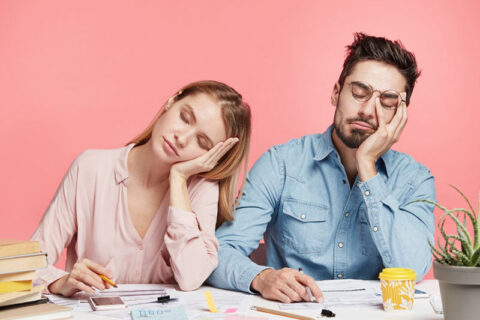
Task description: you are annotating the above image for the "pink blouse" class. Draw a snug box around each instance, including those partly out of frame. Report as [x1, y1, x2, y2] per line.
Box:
[31, 144, 219, 291]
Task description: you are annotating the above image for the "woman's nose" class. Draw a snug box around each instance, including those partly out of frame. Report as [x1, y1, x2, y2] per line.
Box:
[175, 128, 195, 148]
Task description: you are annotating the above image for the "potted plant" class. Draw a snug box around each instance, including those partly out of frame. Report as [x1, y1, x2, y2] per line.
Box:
[417, 185, 480, 320]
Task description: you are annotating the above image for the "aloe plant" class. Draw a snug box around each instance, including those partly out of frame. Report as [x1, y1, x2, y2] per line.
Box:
[415, 185, 480, 267]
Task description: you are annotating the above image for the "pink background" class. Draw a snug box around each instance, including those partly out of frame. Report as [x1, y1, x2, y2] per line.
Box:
[1, 1, 479, 280]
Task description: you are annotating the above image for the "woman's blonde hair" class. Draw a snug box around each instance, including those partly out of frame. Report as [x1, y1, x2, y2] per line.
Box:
[129, 80, 251, 228]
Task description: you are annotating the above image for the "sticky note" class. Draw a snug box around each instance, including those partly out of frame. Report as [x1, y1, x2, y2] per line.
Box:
[203, 291, 219, 313]
[131, 306, 189, 320]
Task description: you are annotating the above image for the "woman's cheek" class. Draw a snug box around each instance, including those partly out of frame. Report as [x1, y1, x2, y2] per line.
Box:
[182, 148, 205, 161]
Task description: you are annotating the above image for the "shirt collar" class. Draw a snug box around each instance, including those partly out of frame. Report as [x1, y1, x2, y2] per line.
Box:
[313, 125, 337, 161]
[114, 143, 136, 184]
[313, 124, 393, 178]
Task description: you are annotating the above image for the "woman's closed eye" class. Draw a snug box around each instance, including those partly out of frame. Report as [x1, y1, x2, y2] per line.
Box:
[180, 110, 190, 124]
[197, 136, 210, 150]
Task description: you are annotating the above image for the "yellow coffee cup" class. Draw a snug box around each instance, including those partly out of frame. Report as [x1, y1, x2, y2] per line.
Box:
[378, 268, 416, 311]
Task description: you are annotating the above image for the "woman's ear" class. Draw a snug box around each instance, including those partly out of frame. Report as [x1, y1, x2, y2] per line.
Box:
[331, 82, 341, 107]
[166, 91, 182, 110]
[166, 97, 174, 110]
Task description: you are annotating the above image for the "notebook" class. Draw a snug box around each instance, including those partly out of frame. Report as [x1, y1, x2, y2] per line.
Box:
[0, 303, 71, 320]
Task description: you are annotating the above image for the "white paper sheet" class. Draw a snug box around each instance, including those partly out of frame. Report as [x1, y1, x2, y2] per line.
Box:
[46, 284, 253, 320]
[46, 284, 179, 319]
[179, 287, 252, 320]
[278, 279, 382, 310]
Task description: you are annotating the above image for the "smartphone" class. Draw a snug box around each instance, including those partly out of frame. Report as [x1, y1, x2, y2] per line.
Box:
[89, 296, 127, 311]
[414, 288, 430, 299]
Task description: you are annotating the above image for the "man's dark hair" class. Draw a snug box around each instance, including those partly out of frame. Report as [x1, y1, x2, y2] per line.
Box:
[338, 32, 420, 106]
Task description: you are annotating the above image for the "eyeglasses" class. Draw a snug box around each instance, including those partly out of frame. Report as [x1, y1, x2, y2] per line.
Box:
[348, 81, 406, 110]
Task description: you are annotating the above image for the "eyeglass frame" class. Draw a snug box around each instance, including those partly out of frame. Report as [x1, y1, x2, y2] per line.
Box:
[346, 81, 407, 110]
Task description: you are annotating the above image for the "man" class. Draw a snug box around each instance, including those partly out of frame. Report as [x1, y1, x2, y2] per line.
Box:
[208, 33, 435, 303]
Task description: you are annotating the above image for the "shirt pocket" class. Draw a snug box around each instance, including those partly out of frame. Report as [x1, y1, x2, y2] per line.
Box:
[358, 208, 380, 257]
[280, 198, 329, 254]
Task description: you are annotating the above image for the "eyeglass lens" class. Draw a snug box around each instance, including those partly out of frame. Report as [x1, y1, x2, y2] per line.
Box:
[350, 82, 400, 109]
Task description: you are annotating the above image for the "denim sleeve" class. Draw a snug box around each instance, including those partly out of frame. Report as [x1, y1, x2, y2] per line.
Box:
[357, 165, 436, 280]
[207, 147, 284, 293]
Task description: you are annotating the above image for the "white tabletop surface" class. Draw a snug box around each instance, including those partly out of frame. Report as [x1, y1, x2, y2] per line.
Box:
[72, 280, 443, 320]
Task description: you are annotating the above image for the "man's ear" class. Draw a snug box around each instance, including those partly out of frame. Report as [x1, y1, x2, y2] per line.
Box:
[331, 82, 341, 107]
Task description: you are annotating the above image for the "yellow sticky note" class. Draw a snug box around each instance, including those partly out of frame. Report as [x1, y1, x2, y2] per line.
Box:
[203, 291, 219, 313]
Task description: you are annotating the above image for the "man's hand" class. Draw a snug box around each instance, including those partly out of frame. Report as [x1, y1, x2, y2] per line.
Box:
[170, 137, 239, 180]
[356, 94, 408, 181]
[250, 268, 323, 303]
[48, 258, 113, 297]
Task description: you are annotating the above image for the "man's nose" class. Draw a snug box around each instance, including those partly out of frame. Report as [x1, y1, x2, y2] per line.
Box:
[358, 93, 379, 119]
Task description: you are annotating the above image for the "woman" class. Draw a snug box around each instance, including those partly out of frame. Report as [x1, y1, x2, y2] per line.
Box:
[31, 80, 251, 296]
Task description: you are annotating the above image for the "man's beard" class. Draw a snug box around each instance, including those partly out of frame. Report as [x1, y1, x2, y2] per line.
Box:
[334, 113, 377, 149]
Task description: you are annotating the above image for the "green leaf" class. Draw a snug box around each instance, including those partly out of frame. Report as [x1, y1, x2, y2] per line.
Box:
[455, 227, 474, 256]
[420, 187, 479, 266]
[437, 237, 456, 264]
[438, 220, 469, 257]
[453, 234, 473, 258]
[430, 241, 451, 263]
[450, 184, 476, 216]
[451, 247, 471, 265]
[439, 209, 474, 245]
[449, 185, 479, 251]
[410, 199, 448, 212]
[470, 247, 480, 266]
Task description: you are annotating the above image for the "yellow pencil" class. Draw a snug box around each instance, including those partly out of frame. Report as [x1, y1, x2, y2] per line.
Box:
[99, 275, 118, 288]
[251, 306, 316, 320]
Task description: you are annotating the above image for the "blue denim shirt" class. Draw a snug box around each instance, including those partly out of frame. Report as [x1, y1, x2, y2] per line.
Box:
[208, 125, 436, 293]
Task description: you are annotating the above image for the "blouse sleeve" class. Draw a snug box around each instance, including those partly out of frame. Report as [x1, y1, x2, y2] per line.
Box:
[30, 158, 79, 289]
[164, 178, 219, 291]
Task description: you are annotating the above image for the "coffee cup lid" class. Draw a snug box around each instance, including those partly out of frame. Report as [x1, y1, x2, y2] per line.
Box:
[378, 268, 416, 280]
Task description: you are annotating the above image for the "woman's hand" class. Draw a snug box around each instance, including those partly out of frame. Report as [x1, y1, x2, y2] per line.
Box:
[48, 258, 113, 297]
[168, 137, 238, 213]
[170, 137, 239, 180]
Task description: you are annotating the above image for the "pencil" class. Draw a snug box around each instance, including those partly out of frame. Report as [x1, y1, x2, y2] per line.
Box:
[99, 275, 118, 288]
[251, 306, 316, 320]
[298, 267, 314, 302]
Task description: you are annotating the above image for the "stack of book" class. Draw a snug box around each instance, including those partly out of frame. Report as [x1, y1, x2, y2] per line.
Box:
[0, 239, 72, 319]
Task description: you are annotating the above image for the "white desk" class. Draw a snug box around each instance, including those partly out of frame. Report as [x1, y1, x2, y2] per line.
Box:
[72, 280, 443, 320]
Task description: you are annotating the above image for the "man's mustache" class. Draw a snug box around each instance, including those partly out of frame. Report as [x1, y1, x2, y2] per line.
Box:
[347, 117, 377, 130]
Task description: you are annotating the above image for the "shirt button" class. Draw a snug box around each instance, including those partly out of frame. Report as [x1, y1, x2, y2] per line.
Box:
[338, 242, 344, 248]
[373, 226, 378, 232]
[301, 214, 306, 220]
[364, 190, 370, 196]
[345, 212, 350, 217]
[337, 273, 343, 278]
[356, 182, 361, 187]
